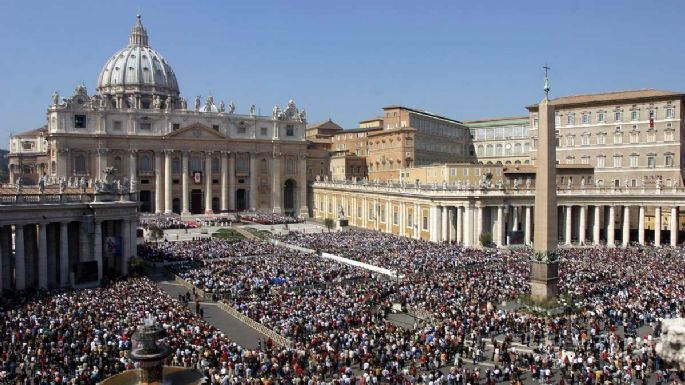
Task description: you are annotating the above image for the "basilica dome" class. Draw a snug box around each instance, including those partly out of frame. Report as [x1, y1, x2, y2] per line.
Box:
[96, 15, 179, 99]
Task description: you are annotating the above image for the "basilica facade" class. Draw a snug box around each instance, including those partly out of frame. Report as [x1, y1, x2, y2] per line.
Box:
[8, 16, 309, 216]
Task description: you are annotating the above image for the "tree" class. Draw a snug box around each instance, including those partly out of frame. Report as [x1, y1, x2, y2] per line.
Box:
[479, 232, 493, 247]
[324, 218, 335, 232]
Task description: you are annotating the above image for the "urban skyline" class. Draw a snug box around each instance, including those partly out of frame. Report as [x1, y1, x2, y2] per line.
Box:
[1, 0, 684, 145]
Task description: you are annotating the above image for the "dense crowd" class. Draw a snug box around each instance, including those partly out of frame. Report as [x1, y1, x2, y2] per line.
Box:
[138, 238, 281, 262]
[138, 214, 190, 230]
[238, 212, 305, 225]
[5, 227, 685, 384]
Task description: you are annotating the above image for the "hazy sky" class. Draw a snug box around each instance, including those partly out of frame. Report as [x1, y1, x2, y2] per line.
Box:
[0, 0, 684, 146]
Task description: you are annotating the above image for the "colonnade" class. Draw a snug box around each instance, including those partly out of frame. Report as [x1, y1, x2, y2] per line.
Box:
[0, 218, 137, 293]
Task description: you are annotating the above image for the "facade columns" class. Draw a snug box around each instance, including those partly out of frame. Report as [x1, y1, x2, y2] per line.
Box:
[121, 220, 130, 276]
[204, 152, 214, 213]
[578, 205, 587, 245]
[164, 151, 173, 214]
[441, 206, 449, 242]
[431, 205, 441, 242]
[0, 227, 9, 291]
[622, 206, 631, 247]
[15, 225, 25, 291]
[414, 204, 421, 239]
[475, 205, 483, 247]
[655, 207, 662, 246]
[463, 204, 473, 247]
[496, 205, 504, 247]
[298, 156, 308, 217]
[96, 149, 108, 179]
[181, 151, 190, 215]
[671, 206, 679, 246]
[38, 223, 48, 290]
[128, 150, 137, 192]
[638, 206, 645, 245]
[94, 221, 103, 284]
[60, 222, 69, 287]
[565, 205, 573, 245]
[593, 206, 601, 245]
[607, 206, 615, 247]
[228, 153, 236, 210]
[271, 153, 282, 213]
[524, 206, 532, 246]
[512, 206, 519, 231]
[249, 153, 257, 210]
[220, 152, 228, 211]
[154, 151, 163, 213]
[456, 206, 463, 245]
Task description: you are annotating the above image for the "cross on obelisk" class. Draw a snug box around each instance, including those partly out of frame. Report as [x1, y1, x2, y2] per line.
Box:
[530, 64, 560, 302]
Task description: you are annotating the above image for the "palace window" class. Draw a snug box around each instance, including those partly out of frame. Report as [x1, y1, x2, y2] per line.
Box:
[191, 156, 202, 172]
[596, 134, 605, 145]
[665, 154, 674, 167]
[422, 214, 428, 230]
[408, 213, 413, 227]
[666, 107, 675, 118]
[139, 154, 152, 172]
[74, 115, 86, 129]
[172, 157, 180, 173]
[613, 155, 622, 168]
[664, 130, 674, 141]
[21, 141, 34, 150]
[582, 113, 590, 124]
[565, 136, 575, 146]
[614, 111, 622, 122]
[581, 156, 590, 165]
[495, 144, 503, 156]
[286, 158, 296, 174]
[393, 209, 398, 225]
[533, 118, 538, 128]
[597, 112, 605, 123]
[357, 205, 362, 218]
[514, 143, 522, 154]
[613, 132, 623, 144]
[567, 113, 575, 125]
[629, 155, 639, 168]
[631, 110, 639, 121]
[113, 121, 122, 131]
[581, 133, 590, 145]
[260, 127, 267, 136]
[286, 125, 295, 137]
[523, 142, 530, 153]
[212, 125, 219, 131]
[647, 130, 656, 142]
[597, 156, 606, 168]
[113, 156, 122, 172]
[140, 122, 151, 130]
[555, 115, 561, 126]
[212, 156, 219, 172]
[172, 123, 180, 131]
[647, 155, 656, 168]
[630, 132, 639, 143]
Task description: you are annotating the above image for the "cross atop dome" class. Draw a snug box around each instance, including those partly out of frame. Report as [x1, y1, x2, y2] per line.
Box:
[129, 14, 149, 47]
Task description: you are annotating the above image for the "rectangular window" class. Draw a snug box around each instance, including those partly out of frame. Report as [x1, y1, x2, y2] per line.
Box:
[357, 206, 362, 218]
[665, 155, 674, 167]
[613, 156, 622, 168]
[408, 213, 413, 227]
[555, 115, 561, 126]
[647, 156, 656, 168]
[393, 210, 398, 225]
[647, 131, 656, 142]
[630, 133, 639, 143]
[422, 214, 428, 230]
[140, 122, 151, 130]
[212, 125, 220, 131]
[237, 126, 247, 134]
[533, 118, 538, 128]
[629, 155, 638, 168]
[286, 125, 295, 136]
[21, 141, 34, 150]
[631, 110, 639, 121]
[113, 121, 122, 131]
[613, 133, 622, 144]
[597, 157, 606, 168]
[582, 114, 589, 124]
[597, 134, 605, 145]
[450, 168, 456, 176]
[463, 168, 469, 176]
[666, 107, 674, 118]
[172, 123, 180, 131]
[581, 134, 590, 145]
[260, 127, 268, 136]
[665, 131, 674, 141]
[567, 114, 575, 125]
[597, 112, 605, 123]
[614, 111, 622, 122]
[581, 156, 590, 165]
[74, 115, 86, 128]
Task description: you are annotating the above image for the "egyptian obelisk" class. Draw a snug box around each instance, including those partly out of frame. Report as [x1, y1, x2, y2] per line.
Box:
[530, 66, 560, 301]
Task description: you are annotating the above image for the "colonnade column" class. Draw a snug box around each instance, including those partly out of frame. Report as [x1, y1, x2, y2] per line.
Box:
[154, 151, 163, 213]
[464, 204, 473, 247]
[60, 222, 69, 287]
[475, 204, 483, 247]
[638, 206, 645, 245]
[0, 227, 9, 291]
[671, 206, 679, 246]
[38, 223, 48, 290]
[441, 206, 449, 242]
[205, 152, 213, 214]
[565, 205, 573, 245]
[164, 150, 172, 214]
[15, 225, 25, 291]
[129, 150, 137, 192]
[181, 151, 190, 215]
[593, 206, 601, 245]
[121, 220, 130, 276]
[578, 205, 587, 245]
[272, 153, 282, 213]
[220, 152, 228, 211]
[228, 153, 236, 210]
[655, 207, 662, 247]
[249, 153, 257, 211]
[622, 206, 631, 247]
[414, 204, 421, 239]
[496, 205, 504, 247]
[607, 206, 616, 247]
[524, 206, 532, 246]
[94, 220, 103, 284]
[456, 206, 463, 245]
[431, 205, 441, 242]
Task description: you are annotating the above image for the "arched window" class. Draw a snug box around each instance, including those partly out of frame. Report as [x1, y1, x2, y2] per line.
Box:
[140, 154, 152, 172]
[191, 156, 201, 172]
[74, 154, 87, 174]
[113, 156, 122, 172]
[172, 157, 180, 173]
[495, 144, 503, 156]
[486, 145, 493, 156]
[477, 145, 484, 156]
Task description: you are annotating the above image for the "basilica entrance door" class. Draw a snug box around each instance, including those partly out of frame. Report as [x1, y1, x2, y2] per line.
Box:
[236, 189, 247, 211]
[191, 189, 202, 214]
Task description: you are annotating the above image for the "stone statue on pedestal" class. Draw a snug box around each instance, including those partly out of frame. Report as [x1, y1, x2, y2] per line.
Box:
[59, 178, 67, 194]
[657, 319, 685, 370]
[37, 175, 45, 194]
[15, 178, 24, 195]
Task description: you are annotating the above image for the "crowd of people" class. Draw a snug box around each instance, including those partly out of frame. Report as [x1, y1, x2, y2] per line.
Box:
[138, 214, 192, 230]
[238, 212, 305, 225]
[4, 226, 685, 384]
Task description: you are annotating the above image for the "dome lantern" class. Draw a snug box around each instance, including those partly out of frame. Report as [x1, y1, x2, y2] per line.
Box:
[129, 15, 149, 47]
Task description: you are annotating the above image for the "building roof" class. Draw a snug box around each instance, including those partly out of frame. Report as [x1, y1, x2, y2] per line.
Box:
[463, 116, 529, 127]
[333, 126, 384, 135]
[383, 105, 464, 125]
[13, 126, 47, 138]
[306, 118, 342, 130]
[503, 164, 594, 174]
[359, 116, 384, 124]
[527, 89, 683, 110]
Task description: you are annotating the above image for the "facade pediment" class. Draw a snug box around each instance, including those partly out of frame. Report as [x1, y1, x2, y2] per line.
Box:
[165, 123, 227, 140]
